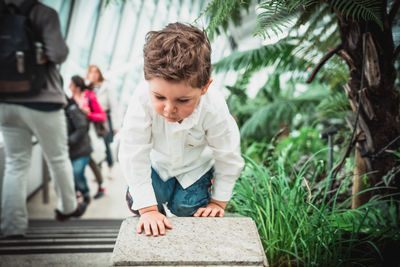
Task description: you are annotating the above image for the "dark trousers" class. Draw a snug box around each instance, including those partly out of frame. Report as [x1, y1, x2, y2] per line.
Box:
[104, 110, 114, 167]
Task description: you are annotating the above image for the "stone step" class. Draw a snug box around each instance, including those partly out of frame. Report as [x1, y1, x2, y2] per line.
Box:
[0, 253, 112, 267]
[0, 219, 121, 258]
[112, 217, 269, 266]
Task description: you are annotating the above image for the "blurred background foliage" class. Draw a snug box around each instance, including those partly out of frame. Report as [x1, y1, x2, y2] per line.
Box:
[201, 0, 400, 265]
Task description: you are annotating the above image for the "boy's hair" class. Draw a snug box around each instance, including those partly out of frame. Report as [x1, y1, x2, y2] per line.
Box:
[143, 22, 212, 89]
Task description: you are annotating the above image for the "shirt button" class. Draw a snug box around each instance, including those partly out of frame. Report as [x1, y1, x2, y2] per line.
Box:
[175, 157, 180, 162]
[174, 132, 179, 137]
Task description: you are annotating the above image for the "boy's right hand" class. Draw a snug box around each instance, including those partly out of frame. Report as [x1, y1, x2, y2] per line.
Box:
[137, 206, 173, 236]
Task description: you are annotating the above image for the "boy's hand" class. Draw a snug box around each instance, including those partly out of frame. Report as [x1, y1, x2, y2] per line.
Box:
[193, 199, 227, 217]
[137, 206, 173, 237]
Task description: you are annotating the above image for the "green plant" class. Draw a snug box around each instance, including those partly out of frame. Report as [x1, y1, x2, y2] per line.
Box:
[229, 155, 400, 266]
[203, 0, 400, 203]
[275, 127, 327, 166]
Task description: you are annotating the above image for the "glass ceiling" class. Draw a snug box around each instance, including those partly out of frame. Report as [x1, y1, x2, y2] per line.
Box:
[39, 0, 237, 114]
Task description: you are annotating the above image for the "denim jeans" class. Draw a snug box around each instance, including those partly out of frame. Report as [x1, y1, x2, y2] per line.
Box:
[72, 156, 90, 196]
[0, 104, 77, 236]
[103, 111, 114, 167]
[126, 168, 213, 216]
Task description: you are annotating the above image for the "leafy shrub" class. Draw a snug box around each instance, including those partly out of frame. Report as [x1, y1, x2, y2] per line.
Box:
[229, 155, 400, 266]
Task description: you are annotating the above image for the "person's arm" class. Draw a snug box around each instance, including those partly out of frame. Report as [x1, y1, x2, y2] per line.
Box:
[194, 92, 244, 218]
[118, 88, 172, 236]
[34, 6, 68, 64]
[87, 92, 107, 122]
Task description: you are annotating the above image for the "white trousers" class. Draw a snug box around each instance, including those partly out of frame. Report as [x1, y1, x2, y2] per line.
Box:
[0, 103, 77, 236]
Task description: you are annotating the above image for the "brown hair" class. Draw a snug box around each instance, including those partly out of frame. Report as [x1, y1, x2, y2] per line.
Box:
[71, 75, 91, 92]
[86, 65, 105, 83]
[143, 22, 212, 89]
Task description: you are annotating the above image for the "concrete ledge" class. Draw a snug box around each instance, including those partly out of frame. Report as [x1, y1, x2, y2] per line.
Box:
[111, 217, 268, 266]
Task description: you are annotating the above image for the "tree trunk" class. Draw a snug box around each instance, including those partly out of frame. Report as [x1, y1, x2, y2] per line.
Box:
[352, 147, 371, 208]
[337, 0, 400, 201]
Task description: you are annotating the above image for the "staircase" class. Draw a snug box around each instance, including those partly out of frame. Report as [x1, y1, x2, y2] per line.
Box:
[0, 219, 122, 266]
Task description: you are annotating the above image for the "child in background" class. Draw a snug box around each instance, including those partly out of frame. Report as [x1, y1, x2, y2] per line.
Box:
[65, 94, 92, 204]
[119, 22, 244, 237]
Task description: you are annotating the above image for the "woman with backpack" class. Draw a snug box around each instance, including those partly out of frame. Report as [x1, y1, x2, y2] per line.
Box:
[68, 75, 106, 203]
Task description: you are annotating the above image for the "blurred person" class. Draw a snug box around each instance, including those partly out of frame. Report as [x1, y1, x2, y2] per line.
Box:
[70, 75, 107, 200]
[66, 76, 94, 204]
[86, 65, 121, 187]
[0, 0, 86, 237]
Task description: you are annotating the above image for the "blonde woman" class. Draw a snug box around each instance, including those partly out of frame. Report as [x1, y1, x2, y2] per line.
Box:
[86, 65, 121, 197]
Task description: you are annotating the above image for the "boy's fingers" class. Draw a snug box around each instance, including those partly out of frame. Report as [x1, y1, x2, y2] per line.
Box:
[201, 207, 212, 217]
[157, 220, 166, 235]
[164, 218, 173, 229]
[219, 209, 225, 217]
[210, 208, 219, 217]
[193, 208, 205, 217]
[144, 222, 151, 236]
[136, 221, 143, 234]
[150, 221, 159, 236]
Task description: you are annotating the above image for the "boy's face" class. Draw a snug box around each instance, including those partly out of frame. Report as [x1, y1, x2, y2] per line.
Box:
[148, 78, 212, 123]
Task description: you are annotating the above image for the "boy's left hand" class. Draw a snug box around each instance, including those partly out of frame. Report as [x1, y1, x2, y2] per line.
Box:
[193, 198, 227, 217]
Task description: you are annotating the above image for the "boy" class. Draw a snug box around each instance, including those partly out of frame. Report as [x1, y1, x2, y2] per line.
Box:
[119, 22, 244, 237]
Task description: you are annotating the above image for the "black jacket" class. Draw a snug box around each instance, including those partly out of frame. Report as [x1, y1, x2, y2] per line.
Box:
[65, 98, 92, 160]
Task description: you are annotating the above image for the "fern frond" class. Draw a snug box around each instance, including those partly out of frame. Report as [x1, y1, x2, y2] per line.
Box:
[255, 0, 318, 39]
[329, 0, 383, 29]
[196, 0, 251, 40]
[240, 86, 327, 140]
[297, 4, 332, 44]
[213, 41, 297, 73]
[317, 90, 351, 119]
[292, 2, 320, 29]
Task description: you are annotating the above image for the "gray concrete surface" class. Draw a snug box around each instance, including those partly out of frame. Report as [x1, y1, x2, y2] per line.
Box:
[27, 162, 132, 219]
[112, 217, 268, 266]
[0, 253, 112, 267]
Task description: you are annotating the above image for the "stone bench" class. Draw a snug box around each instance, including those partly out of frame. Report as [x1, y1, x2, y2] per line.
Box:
[111, 217, 268, 266]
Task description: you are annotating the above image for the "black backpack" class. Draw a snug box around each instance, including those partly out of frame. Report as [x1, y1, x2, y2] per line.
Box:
[0, 0, 46, 97]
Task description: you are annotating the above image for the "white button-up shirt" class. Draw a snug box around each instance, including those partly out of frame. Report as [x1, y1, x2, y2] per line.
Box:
[118, 84, 244, 210]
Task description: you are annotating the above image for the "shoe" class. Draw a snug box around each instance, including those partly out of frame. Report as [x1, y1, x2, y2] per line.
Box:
[83, 195, 91, 204]
[55, 202, 87, 222]
[94, 187, 105, 199]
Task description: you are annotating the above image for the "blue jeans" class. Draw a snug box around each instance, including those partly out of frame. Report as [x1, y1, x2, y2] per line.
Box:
[72, 156, 90, 196]
[103, 111, 114, 167]
[126, 168, 214, 216]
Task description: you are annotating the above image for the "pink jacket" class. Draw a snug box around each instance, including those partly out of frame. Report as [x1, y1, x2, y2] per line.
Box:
[81, 90, 106, 122]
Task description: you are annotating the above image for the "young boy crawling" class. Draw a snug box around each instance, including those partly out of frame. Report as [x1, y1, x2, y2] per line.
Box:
[119, 22, 244, 237]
